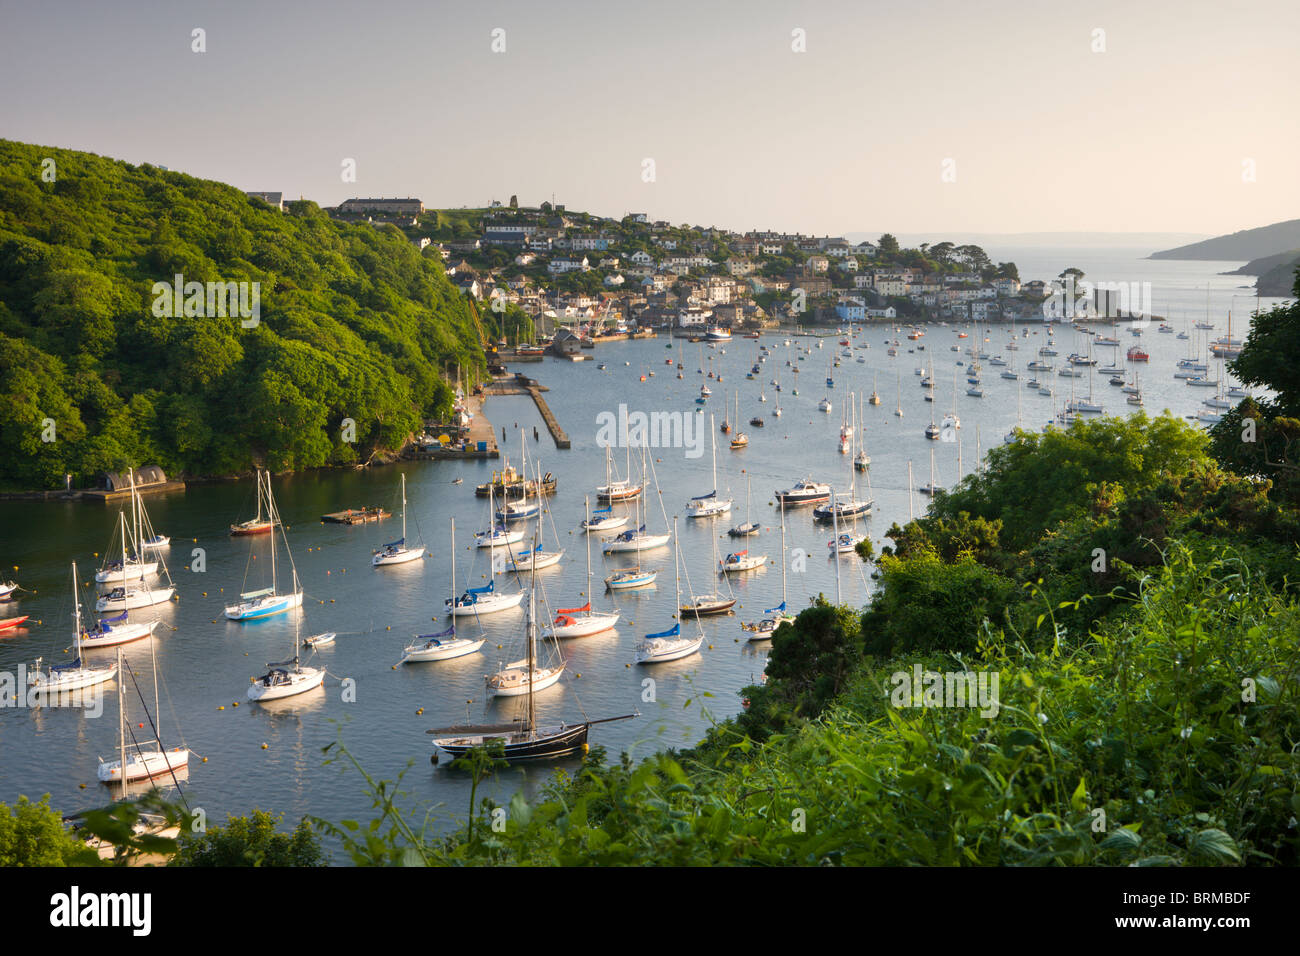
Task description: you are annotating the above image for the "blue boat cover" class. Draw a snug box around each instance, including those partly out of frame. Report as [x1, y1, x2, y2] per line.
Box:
[690, 490, 716, 501]
[645, 622, 680, 640]
[467, 580, 495, 596]
[383, 537, 405, 549]
[764, 600, 787, 614]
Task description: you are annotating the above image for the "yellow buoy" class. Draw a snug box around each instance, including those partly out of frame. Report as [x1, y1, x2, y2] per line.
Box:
[202, 757, 207, 763]
[218, 705, 225, 710]
[261, 743, 268, 749]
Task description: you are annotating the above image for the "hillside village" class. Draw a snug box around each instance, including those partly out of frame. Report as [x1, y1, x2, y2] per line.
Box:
[269, 193, 1052, 341]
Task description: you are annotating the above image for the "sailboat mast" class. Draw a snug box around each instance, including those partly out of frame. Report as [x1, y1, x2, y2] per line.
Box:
[268, 471, 277, 593]
[526, 532, 537, 734]
[117, 645, 126, 799]
[832, 490, 842, 606]
[450, 518, 456, 606]
[401, 473, 407, 542]
[72, 562, 81, 659]
[779, 499, 787, 606]
[584, 496, 592, 605]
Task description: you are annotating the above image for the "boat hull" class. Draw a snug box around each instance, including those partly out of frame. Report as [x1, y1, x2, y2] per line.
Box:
[247, 667, 325, 701]
[544, 612, 620, 639]
[402, 637, 485, 662]
[98, 748, 190, 783]
[96, 587, 175, 612]
[81, 619, 158, 649]
[447, 591, 525, 617]
[432, 723, 589, 763]
[224, 591, 303, 621]
[372, 547, 425, 567]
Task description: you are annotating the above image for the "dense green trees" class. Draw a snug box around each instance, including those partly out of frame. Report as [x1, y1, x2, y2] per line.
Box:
[0, 140, 487, 488]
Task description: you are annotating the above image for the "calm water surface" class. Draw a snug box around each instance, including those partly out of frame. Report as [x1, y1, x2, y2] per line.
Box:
[0, 254, 1288, 845]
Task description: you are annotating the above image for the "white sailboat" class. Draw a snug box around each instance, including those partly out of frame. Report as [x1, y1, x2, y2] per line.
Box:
[603, 486, 660, 590]
[545, 497, 621, 638]
[728, 476, 761, 537]
[98, 643, 189, 785]
[246, 614, 325, 701]
[603, 449, 671, 553]
[635, 519, 705, 664]
[372, 473, 426, 566]
[744, 500, 796, 641]
[30, 563, 119, 694]
[95, 472, 176, 612]
[686, 415, 733, 518]
[403, 519, 486, 662]
[225, 470, 303, 620]
[506, 463, 565, 571]
[486, 556, 566, 697]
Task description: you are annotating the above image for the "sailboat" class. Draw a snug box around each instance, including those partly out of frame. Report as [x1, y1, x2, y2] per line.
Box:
[474, 485, 526, 549]
[636, 520, 706, 663]
[30, 563, 119, 694]
[247, 613, 326, 701]
[728, 476, 761, 536]
[869, 372, 882, 406]
[486, 549, 566, 697]
[894, 370, 904, 417]
[429, 567, 635, 762]
[507, 463, 565, 571]
[687, 415, 733, 518]
[918, 448, 942, 496]
[372, 473, 426, 566]
[545, 498, 621, 638]
[98, 643, 189, 784]
[743, 501, 797, 640]
[854, 393, 871, 471]
[603, 449, 671, 553]
[729, 391, 749, 449]
[95, 474, 176, 613]
[403, 520, 487, 662]
[230, 467, 276, 535]
[681, 525, 737, 617]
[93, 503, 157, 583]
[603, 484, 660, 591]
[595, 444, 644, 502]
[224, 470, 303, 620]
[497, 433, 541, 522]
[815, 400, 873, 521]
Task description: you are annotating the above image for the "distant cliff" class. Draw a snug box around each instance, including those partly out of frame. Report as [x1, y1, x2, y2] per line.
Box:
[1149, 219, 1300, 261]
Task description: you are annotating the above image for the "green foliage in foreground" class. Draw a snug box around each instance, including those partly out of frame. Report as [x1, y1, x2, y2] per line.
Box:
[173, 809, 325, 867]
[0, 139, 488, 487]
[327, 547, 1298, 865]
[0, 795, 98, 865]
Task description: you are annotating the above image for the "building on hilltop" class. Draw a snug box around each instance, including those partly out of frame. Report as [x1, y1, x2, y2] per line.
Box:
[338, 197, 425, 216]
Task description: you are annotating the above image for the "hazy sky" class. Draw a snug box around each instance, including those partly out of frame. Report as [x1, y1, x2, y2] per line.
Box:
[2, 0, 1296, 237]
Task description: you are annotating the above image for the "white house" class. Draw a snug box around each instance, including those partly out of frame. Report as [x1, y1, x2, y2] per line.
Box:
[548, 256, 590, 274]
[604, 273, 626, 286]
[514, 252, 537, 266]
[629, 250, 654, 266]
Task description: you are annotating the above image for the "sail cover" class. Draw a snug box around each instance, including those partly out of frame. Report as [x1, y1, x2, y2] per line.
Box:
[556, 603, 590, 615]
[592, 506, 612, 515]
[467, 580, 495, 596]
[726, 551, 748, 562]
[690, 490, 717, 501]
[645, 622, 680, 640]
[99, 611, 128, 625]
[418, 625, 455, 645]
[382, 537, 405, 549]
[763, 600, 787, 615]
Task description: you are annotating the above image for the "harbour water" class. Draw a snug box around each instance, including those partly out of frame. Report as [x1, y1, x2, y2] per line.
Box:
[0, 252, 1289, 845]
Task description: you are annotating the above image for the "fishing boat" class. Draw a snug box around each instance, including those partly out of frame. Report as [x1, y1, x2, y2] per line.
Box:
[686, 416, 733, 518]
[636, 522, 705, 664]
[1126, 345, 1149, 362]
[224, 471, 301, 621]
[372, 473, 426, 566]
[545, 499, 621, 638]
[97, 644, 188, 786]
[247, 615, 326, 702]
[30, 563, 119, 694]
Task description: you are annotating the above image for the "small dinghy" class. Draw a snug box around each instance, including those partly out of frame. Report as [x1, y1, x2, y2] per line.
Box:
[303, 632, 336, 648]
